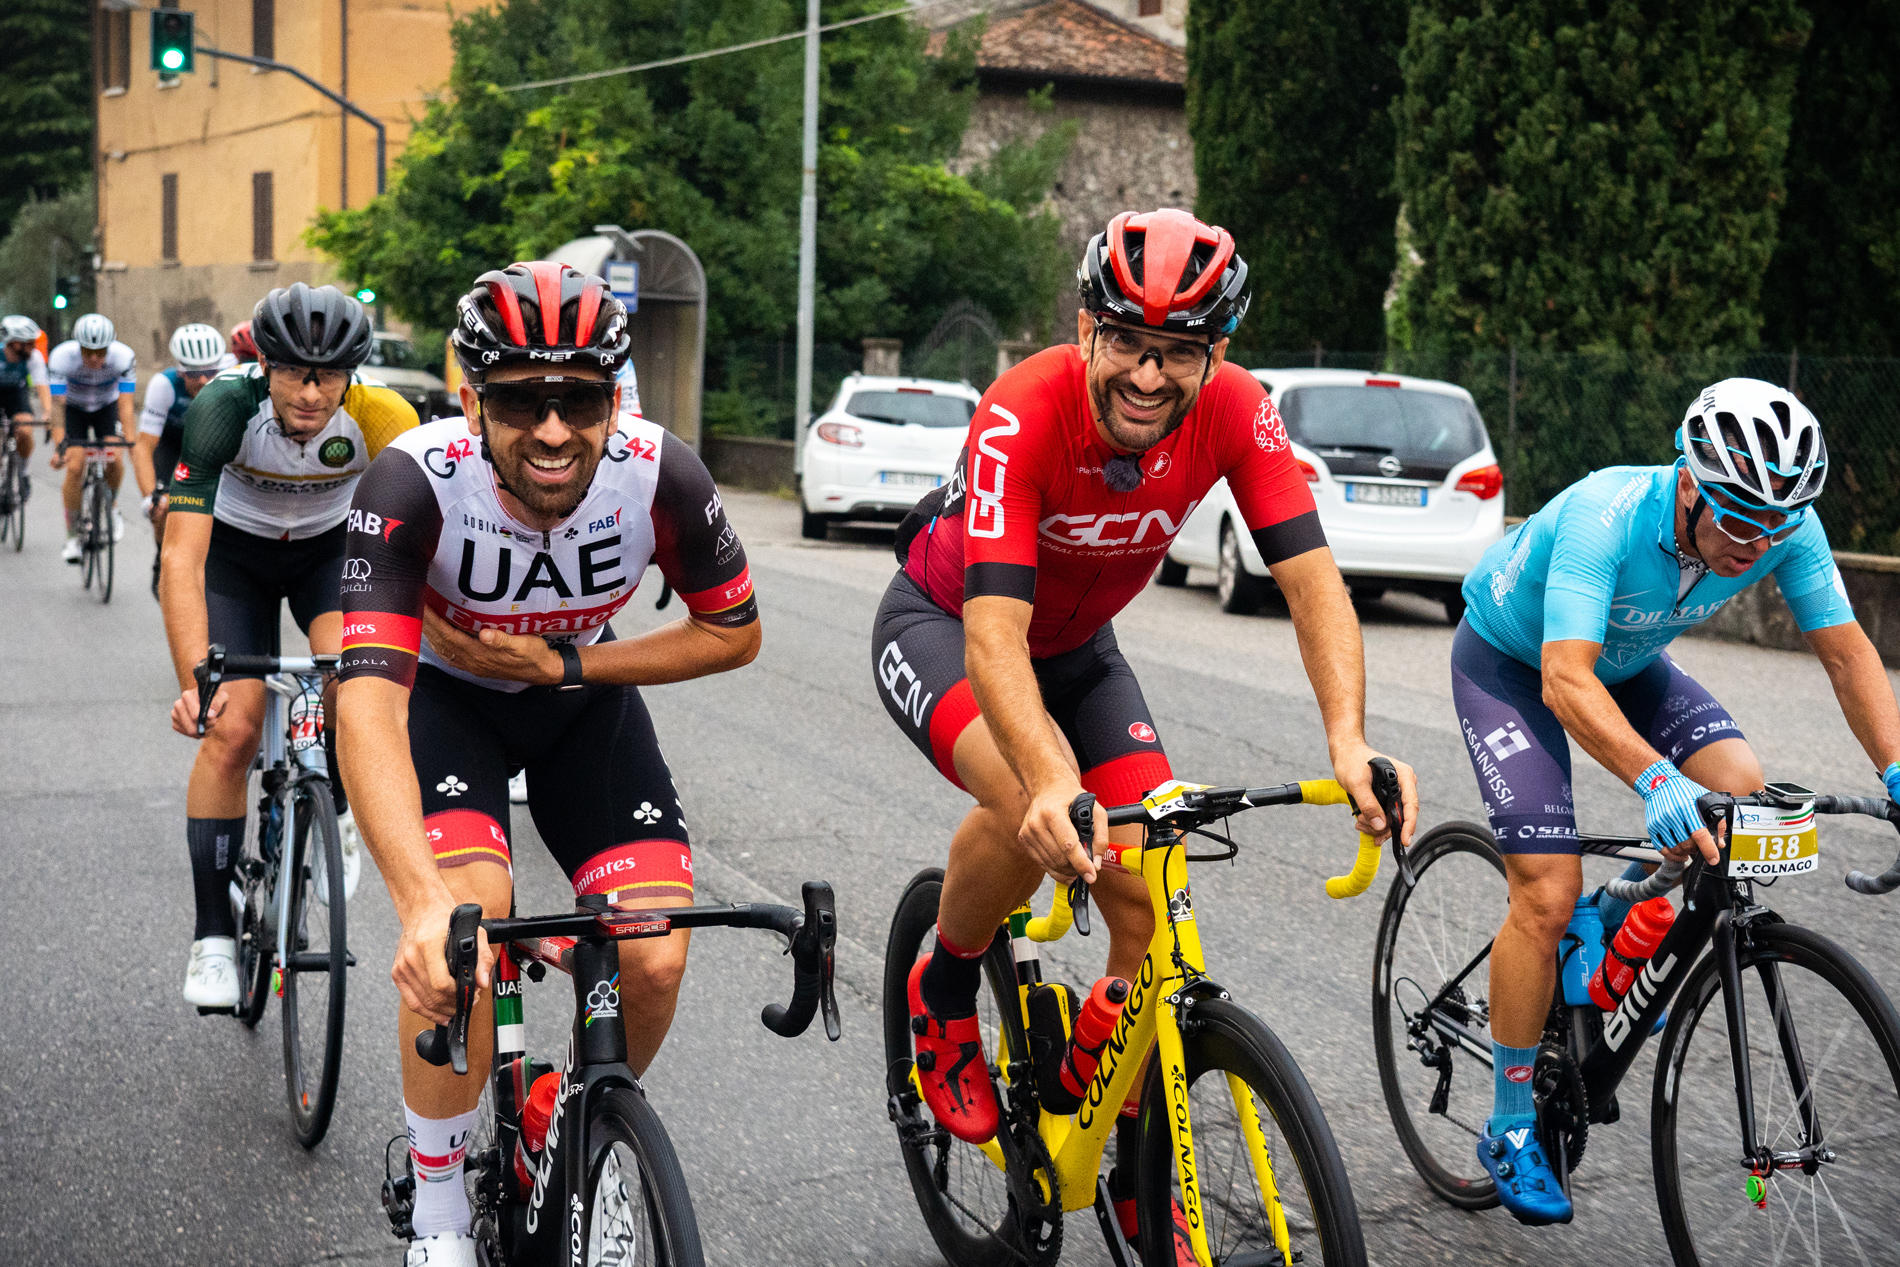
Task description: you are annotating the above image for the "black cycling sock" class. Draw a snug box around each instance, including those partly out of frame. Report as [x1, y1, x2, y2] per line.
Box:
[920, 931, 985, 1020]
[323, 726, 348, 817]
[1112, 1113, 1141, 1197]
[187, 816, 245, 939]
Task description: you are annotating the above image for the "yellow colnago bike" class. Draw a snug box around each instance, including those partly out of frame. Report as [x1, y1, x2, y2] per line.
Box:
[883, 759, 1407, 1267]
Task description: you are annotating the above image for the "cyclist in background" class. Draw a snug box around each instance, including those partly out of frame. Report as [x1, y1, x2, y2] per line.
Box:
[1451, 379, 1900, 1225]
[135, 324, 237, 595]
[1, 316, 50, 500]
[228, 321, 258, 364]
[160, 285, 417, 1008]
[47, 313, 136, 562]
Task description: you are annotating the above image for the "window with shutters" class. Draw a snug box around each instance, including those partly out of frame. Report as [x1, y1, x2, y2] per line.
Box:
[252, 173, 274, 261]
[252, 0, 275, 60]
[98, 8, 131, 93]
[1138, 0, 1161, 14]
[162, 175, 179, 262]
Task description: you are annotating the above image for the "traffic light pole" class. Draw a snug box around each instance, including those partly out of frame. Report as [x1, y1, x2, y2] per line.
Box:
[193, 45, 385, 195]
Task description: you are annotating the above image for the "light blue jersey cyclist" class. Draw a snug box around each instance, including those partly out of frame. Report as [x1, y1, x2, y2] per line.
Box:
[1446, 378, 1900, 1229]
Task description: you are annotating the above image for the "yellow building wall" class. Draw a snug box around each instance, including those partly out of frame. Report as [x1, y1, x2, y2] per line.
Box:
[95, 0, 487, 375]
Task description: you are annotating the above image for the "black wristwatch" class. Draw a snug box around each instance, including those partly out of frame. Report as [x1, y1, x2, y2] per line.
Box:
[554, 641, 584, 691]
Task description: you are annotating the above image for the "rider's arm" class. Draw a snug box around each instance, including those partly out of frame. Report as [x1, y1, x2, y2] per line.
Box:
[157, 380, 250, 689]
[131, 433, 158, 499]
[131, 376, 170, 498]
[1541, 638, 1663, 782]
[343, 381, 421, 458]
[1803, 621, 1900, 776]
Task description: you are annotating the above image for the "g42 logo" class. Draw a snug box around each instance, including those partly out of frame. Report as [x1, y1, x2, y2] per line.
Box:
[425, 437, 477, 479]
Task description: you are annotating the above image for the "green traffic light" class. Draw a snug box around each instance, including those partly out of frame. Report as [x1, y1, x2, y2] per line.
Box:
[53, 296, 67, 310]
[161, 48, 186, 72]
[356, 288, 377, 304]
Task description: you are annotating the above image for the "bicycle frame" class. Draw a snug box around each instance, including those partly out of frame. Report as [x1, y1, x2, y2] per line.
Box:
[256, 664, 332, 985]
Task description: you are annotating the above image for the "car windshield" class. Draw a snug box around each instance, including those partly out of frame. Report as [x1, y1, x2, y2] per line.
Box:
[844, 390, 974, 428]
[1278, 385, 1486, 463]
[368, 337, 414, 369]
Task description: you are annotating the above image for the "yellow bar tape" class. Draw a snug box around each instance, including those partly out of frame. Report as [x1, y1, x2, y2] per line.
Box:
[1302, 779, 1383, 899]
[1025, 882, 1075, 942]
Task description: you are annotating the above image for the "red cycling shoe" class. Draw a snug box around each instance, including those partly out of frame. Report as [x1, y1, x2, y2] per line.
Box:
[907, 957, 999, 1144]
[1113, 1188, 1198, 1266]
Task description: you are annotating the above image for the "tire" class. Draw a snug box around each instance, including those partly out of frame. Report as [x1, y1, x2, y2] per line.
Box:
[95, 483, 115, 603]
[234, 768, 276, 1028]
[282, 781, 347, 1148]
[1652, 921, 1900, 1266]
[8, 453, 22, 551]
[1135, 1000, 1367, 1266]
[1216, 519, 1266, 615]
[1155, 555, 1190, 587]
[882, 868, 1024, 1267]
[585, 1086, 705, 1267]
[1372, 823, 1508, 1209]
[800, 508, 831, 541]
[1349, 585, 1386, 605]
[0, 450, 19, 548]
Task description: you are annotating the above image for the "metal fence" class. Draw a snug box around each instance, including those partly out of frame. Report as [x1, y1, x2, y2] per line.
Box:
[1230, 348, 1900, 556]
[704, 340, 859, 441]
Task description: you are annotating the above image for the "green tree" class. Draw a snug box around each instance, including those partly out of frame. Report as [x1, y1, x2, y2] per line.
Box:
[0, 1, 93, 234]
[1761, 0, 1900, 354]
[1392, 0, 1810, 355]
[309, 0, 1070, 360]
[1188, 0, 1407, 353]
[0, 182, 95, 335]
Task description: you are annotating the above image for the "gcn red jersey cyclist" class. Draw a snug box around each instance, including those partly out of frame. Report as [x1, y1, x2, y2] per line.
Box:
[875, 209, 1419, 1257]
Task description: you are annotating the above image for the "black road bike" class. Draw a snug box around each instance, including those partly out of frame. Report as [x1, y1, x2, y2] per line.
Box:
[1375, 783, 1900, 1264]
[64, 436, 129, 602]
[193, 645, 353, 1147]
[0, 420, 27, 550]
[389, 884, 840, 1266]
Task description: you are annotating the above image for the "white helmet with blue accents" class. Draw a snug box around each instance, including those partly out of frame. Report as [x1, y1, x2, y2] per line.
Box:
[1679, 377, 1826, 512]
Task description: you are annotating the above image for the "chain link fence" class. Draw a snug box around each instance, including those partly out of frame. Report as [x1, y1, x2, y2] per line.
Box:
[1230, 348, 1900, 556]
[703, 340, 859, 441]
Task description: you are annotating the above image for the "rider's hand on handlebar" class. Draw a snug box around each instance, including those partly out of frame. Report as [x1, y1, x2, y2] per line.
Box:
[393, 890, 494, 1027]
[1635, 760, 1722, 866]
[1332, 740, 1417, 848]
[171, 683, 226, 737]
[1019, 781, 1105, 884]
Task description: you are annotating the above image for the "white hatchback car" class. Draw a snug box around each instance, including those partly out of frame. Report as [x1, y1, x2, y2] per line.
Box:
[798, 374, 981, 539]
[1163, 368, 1505, 623]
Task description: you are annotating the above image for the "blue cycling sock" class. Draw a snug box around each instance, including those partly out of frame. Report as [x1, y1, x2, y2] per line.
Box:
[1491, 1041, 1540, 1129]
[1595, 861, 1650, 934]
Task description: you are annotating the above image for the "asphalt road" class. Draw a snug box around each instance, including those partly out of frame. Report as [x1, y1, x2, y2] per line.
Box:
[4, 475, 1898, 1267]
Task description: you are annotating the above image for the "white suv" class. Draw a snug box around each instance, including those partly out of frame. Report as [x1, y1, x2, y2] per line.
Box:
[1163, 368, 1505, 623]
[797, 374, 980, 540]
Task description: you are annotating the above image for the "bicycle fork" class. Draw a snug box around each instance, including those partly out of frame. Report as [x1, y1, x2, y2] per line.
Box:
[1713, 911, 1827, 1188]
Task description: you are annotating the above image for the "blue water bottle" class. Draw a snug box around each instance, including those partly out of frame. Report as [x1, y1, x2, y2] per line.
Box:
[1559, 891, 1607, 1005]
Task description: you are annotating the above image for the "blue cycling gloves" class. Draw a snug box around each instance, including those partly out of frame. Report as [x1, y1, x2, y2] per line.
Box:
[1884, 761, 1899, 806]
[1634, 759, 1712, 852]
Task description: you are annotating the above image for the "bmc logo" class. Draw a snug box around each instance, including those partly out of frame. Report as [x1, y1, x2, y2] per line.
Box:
[1039, 502, 1197, 549]
[1129, 722, 1156, 743]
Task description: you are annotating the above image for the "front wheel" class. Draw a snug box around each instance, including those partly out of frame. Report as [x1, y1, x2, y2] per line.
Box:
[1652, 921, 1900, 1266]
[1216, 519, 1267, 615]
[282, 782, 347, 1148]
[234, 767, 275, 1027]
[1136, 1001, 1365, 1266]
[95, 482, 115, 603]
[586, 1086, 705, 1266]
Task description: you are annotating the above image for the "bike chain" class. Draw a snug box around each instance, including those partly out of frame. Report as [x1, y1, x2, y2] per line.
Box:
[1533, 1041, 1589, 1174]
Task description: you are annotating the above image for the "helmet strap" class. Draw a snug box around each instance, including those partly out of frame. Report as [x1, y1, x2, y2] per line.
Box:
[1682, 492, 1710, 563]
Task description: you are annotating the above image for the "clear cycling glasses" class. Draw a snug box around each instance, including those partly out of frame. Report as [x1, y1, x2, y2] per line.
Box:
[1093, 322, 1213, 379]
[473, 379, 617, 430]
[1700, 481, 1808, 546]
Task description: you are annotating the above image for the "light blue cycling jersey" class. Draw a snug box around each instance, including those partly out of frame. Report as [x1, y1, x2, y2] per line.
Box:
[1463, 462, 1854, 684]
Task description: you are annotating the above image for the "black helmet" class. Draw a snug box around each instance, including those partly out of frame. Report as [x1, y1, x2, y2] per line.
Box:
[1078, 208, 1251, 338]
[451, 261, 631, 382]
[251, 283, 375, 370]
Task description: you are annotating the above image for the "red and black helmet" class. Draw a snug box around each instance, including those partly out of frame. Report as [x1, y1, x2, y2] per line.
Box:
[227, 321, 257, 362]
[452, 261, 631, 381]
[1078, 208, 1250, 338]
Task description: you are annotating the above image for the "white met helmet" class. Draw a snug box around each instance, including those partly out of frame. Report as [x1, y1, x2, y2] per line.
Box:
[73, 313, 115, 350]
[2, 315, 41, 344]
[170, 323, 227, 370]
[1679, 377, 1826, 512]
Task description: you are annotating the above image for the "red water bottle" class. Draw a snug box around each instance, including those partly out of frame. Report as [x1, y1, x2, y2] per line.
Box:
[1589, 896, 1676, 1009]
[1058, 977, 1131, 1103]
[512, 1071, 561, 1188]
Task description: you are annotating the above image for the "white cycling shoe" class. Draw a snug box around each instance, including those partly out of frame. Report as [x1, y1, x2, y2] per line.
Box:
[319, 808, 365, 907]
[404, 1232, 477, 1267]
[111, 507, 125, 542]
[183, 937, 240, 1009]
[61, 535, 81, 563]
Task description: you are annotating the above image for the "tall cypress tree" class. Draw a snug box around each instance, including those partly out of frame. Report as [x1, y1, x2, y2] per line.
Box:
[1393, 0, 1809, 354]
[1760, 0, 1900, 354]
[0, 1, 92, 234]
[1188, 0, 1407, 352]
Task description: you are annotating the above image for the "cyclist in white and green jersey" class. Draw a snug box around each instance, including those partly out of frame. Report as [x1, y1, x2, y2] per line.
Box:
[157, 284, 418, 1009]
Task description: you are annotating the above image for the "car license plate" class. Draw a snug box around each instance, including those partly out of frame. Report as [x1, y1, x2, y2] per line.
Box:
[1343, 482, 1425, 507]
[880, 472, 942, 488]
[1727, 803, 1819, 879]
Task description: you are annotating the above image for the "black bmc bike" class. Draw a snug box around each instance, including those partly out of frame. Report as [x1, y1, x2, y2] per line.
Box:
[388, 884, 840, 1267]
[1375, 783, 1900, 1264]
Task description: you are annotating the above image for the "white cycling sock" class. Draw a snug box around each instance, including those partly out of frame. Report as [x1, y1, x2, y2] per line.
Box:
[406, 1103, 479, 1238]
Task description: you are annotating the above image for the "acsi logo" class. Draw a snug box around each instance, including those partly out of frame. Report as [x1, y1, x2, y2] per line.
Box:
[878, 641, 934, 728]
[1128, 721, 1157, 743]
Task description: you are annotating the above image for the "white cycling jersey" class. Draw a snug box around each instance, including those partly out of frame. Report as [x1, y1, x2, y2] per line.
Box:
[48, 340, 137, 411]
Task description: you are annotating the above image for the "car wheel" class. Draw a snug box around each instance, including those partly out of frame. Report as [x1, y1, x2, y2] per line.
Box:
[800, 509, 831, 541]
[1217, 519, 1266, 615]
[1155, 556, 1189, 588]
[1441, 588, 1467, 627]
[1350, 585, 1386, 605]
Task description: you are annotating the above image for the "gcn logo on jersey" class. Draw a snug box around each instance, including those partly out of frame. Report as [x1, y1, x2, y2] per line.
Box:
[318, 437, 357, 468]
[1129, 722, 1157, 743]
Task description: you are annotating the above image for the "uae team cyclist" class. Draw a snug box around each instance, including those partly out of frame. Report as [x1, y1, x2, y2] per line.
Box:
[160, 286, 418, 1008]
[874, 208, 1418, 1255]
[47, 313, 136, 561]
[134, 324, 237, 594]
[335, 263, 759, 1267]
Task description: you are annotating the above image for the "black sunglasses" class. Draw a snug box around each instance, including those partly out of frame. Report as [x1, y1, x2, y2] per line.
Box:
[473, 379, 617, 430]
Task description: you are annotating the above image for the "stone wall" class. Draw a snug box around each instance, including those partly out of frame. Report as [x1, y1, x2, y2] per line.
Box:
[1688, 551, 1900, 669]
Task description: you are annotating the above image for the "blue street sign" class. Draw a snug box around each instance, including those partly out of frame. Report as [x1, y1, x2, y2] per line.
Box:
[607, 260, 639, 313]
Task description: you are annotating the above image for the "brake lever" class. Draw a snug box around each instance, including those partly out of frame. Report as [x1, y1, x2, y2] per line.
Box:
[807, 881, 841, 1042]
[1367, 756, 1414, 890]
[1068, 792, 1096, 937]
[415, 903, 483, 1073]
[194, 644, 228, 738]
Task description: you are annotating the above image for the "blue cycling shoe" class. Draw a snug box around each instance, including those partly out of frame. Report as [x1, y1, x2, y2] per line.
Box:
[1477, 1119, 1573, 1226]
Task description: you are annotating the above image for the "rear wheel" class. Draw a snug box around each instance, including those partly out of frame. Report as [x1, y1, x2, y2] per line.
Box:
[0, 448, 20, 548]
[1372, 822, 1507, 1209]
[883, 868, 1030, 1267]
[1216, 519, 1267, 615]
[282, 782, 347, 1148]
[1155, 556, 1189, 587]
[1136, 1001, 1366, 1266]
[586, 1086, 705, 1266]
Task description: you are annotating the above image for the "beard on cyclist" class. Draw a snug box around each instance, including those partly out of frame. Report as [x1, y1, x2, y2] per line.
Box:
[466, 364, 621, 524]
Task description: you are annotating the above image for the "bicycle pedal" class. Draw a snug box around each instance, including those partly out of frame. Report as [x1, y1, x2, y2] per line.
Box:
[195, 1005, 237, 1017]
